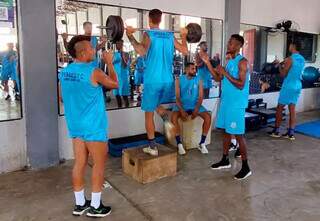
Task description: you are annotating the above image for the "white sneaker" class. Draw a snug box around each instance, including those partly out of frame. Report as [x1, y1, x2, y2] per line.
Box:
[177, 143, 186, 155]
[198, 143, 208, 154]
[143, 146, 158, 156]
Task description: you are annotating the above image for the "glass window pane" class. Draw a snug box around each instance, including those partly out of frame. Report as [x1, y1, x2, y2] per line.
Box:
[77, 11, 87, 35]
[121, 8, 139, 52]
[88, 7, 101, 35]
[66, 13, 77, 35]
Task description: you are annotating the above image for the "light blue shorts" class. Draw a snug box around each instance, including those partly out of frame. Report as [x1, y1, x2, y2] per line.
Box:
[113, 78, 130, 96]
[171, 105, 208, 113]
[278, 88, 301, 105]
[70, 130, 108, 142]
[142, 83, 175, 112]
[216, 104, 246, 135]
[134, 71, 143, 85]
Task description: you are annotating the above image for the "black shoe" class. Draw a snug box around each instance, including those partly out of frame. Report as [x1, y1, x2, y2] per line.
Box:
[229, 142, 238, 151]
[268, 130, 281, 138]
[234, 166, 252, 180]
[234, 148, 241, 158]
[211, 158, 231, 170]
[5, 95, 10, 100]
[282, 133, 295, 141]
[72, 200, 91, 216]
[86, 203, 112, 218]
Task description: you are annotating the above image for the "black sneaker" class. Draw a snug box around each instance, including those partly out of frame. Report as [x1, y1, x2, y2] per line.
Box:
[282, 133, 295, 141]
[211, 158, 231, 170]
[234, 148, 241, 158]
[72, 200, 91, 216]
[234, 166, 252, 180]
[5, 95, 10, 100]
[268, 130, 281, 138]
[86, 203, 112, 218]
[229, 143, 238, 151]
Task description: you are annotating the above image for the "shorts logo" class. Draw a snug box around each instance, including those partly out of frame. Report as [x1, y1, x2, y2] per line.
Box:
[230, 122, 237, 129]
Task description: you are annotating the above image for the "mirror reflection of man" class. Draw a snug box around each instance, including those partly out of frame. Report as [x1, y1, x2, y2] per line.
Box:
[112, 40, 130, 108]
[195, 41, 213, 99]
[1, 43, 16, 100]
[62, 21, 107, 67]
[134, 55, 145, 102]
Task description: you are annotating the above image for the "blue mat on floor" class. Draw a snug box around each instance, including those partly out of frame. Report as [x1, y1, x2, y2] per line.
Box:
[295, 120, 320, 139]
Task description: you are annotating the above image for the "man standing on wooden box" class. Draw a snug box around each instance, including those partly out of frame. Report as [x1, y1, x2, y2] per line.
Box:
[199, 34, 252, 180]
[126, 9, 188, 156]
[171, 62, 211, 155]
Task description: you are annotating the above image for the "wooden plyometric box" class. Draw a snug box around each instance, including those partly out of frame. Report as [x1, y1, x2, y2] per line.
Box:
[122, 145, 177, 184]
[167, 116, 212, 150]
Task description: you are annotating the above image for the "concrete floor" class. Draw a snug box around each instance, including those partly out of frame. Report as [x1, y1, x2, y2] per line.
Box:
[0, 110, 320, 221]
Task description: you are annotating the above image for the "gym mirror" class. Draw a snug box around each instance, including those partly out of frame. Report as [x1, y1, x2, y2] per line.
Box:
[0, 0, 22, 121]
[240, 24, 320, 95]
[56, 1, 223, 115]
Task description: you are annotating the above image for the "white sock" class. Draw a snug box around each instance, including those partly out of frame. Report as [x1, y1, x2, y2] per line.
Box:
[91, 192, 101, 209]
[231, 139, 237, 146]
[74, 189, 86, 206]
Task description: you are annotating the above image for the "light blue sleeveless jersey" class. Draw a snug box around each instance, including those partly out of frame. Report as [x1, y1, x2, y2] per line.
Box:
[197, 65, 213, 89]
[59, 62, 107, 140]
[144, 29, 174, 85]
[179, 74, 201, 110]
[221, 54, 249, 108]
[282, 53, 305, 90]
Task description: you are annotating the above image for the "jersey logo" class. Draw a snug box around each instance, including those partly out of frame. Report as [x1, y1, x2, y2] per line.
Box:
[230, 122, 237, 129]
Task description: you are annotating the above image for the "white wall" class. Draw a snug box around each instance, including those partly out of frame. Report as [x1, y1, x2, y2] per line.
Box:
[241, 0, 320, 34]
[250, 88, 320, 113]
[82, 0, 225, 20]
[0, 120, 27, 173]
[266, 32, 286, 62]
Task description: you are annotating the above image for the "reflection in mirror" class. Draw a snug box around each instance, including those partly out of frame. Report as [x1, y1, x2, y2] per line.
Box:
[240, 23, 320, 95]
[240, 24, 285, 94]
[56, 1, 223, 115]
[0, 0, 22, 121]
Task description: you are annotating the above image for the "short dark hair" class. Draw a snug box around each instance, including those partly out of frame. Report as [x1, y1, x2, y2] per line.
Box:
[149, 9, 162, 24]
[185, 62, 195, 68]
[198, 41, 207, 47]
[291, 39, 302, 51]
[67, 35, 91, 58]
[83, 21, 92, 27]
[231, 34, 244, 47]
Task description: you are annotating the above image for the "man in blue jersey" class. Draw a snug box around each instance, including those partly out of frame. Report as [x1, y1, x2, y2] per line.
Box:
[195, 41, 213, 99]
[59, 35, 118, 217]
[134, 55, 145, 101]
[113, 39, 130, 108]
[126, 9, 188, 156]
[1, 43, 16, 100]
[62, 21, 106, 67]
[269, 40, 305, 140]
[171, 62, 211, 155]
[199, 34, 252, 180]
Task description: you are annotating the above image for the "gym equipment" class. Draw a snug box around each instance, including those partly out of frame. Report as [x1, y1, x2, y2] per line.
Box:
[108, 132, 165, 157]
[122, 144, 177, 184]
[98, 15, 203, 43]
[302, 66, 320, 83]
[296, 120, 320, 139]
[245, 112, 261, 131]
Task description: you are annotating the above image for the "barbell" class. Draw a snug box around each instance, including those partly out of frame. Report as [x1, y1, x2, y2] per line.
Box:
[97, 15, 203, 44]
